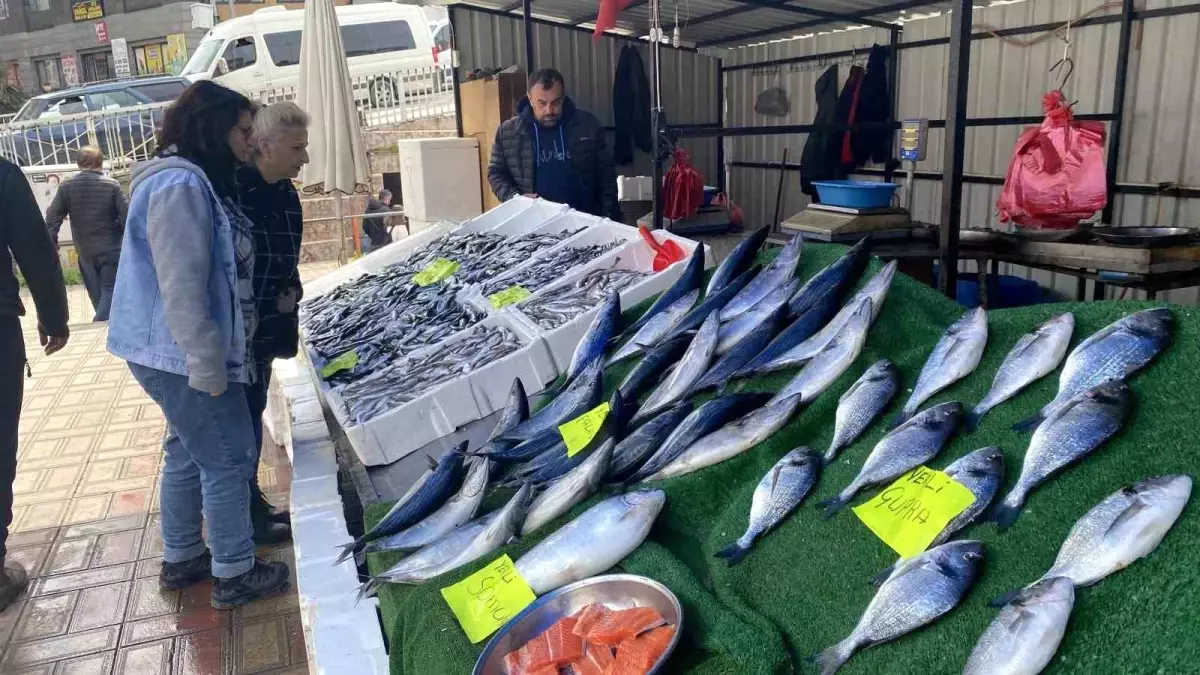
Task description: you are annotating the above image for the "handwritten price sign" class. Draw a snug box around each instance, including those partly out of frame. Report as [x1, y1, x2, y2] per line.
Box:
[440, 554, 536, 643]
[319, 350, 358, 378]
[412, 258, 459, 286]
[488, 285, 531, 309]
[558, 402, 610, 457]
[853, 465, 976, 558]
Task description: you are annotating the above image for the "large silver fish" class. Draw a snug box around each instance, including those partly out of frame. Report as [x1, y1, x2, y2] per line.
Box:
[362, 455, 491, 555]
[607, 289, 699, 365]
[820, 401, 963, 517]
[714, 278, 799, 355]
[356, 515, 495, 601]
[989, 380, 1133, 530]
[718, 233, 803, 322]
[1015, 308, 1172, 432]
[757, 260, 896, 373]
[967, 313, 1074, 432]
[643, 394, 804, 481]
[964, 576, 1075, 675]
[715, 448, 821, 565]
[824, 360, 899, 465]
[767, 298, 872, 407]
[515, 489, 666, 595]
[813, 540, 986, 675]
[633, 310, 720, 423]
[520, 439, 615, 536]
[893, 307, 988, 428]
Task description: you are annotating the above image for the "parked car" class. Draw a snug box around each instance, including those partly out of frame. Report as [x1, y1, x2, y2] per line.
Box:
[0, 76, 187, 166]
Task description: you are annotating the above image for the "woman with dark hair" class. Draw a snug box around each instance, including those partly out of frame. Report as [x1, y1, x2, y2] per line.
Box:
[106, 80, 290, 609]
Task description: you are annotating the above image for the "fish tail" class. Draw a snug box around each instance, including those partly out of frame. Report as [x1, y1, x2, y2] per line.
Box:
[888, 408, 913, 430]
[334, 540, 362, 566]
[714, 539, 752, 566]
[818, 493, 852, 519]
[1011, 410, 1044, 432]
[868, 562, 897, 587]
[963, 408, 986, 433]
[987, 491, 1026, 531]
[808, 637, 858, 675]
[354, 576, 382, 604]
[821, 444, 841, 466]
[988, 587, 1023, 608]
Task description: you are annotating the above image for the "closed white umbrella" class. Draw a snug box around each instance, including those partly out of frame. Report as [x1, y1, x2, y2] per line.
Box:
[297, 0, 369, 260]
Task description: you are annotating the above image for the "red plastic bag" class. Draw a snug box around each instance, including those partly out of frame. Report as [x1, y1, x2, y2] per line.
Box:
[663, 148, 704, 221]
[997, 90, 1108, 230]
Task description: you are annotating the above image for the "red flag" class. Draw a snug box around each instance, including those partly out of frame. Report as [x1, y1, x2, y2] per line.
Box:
[593, 0, 633, 42]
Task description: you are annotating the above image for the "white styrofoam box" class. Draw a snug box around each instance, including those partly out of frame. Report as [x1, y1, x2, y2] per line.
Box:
[397, 137, 483, 222]
[301, 218, 459, 300]
[328, 313, 558, 466]
[617, 175, 654, 201]
[512, 228, 713, 380]
[454, 194, 567, 234]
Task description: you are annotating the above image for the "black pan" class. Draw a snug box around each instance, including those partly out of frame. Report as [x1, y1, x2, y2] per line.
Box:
[1092, 227, 1200, 248]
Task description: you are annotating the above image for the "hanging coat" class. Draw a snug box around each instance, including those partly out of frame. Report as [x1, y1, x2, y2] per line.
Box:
[613, 45, 652, 165]
[799, 64, 840, 199]
[849, 44, 895, 166]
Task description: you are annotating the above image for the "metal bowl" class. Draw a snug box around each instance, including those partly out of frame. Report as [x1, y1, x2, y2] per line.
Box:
[1092, 226, 1200, 248]
[1001, 225, 1086, 242]
[472, 574, 683, 675]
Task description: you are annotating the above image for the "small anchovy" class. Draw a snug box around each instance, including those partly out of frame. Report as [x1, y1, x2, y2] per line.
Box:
[479, 242, 619, 297]
[519, 266, 650, 330]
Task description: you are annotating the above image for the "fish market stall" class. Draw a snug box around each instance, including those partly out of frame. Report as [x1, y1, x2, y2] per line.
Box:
[354, 238, 1199, 674]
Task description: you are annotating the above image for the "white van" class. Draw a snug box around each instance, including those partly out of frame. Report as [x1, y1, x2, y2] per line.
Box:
[181, 4, 439, 105]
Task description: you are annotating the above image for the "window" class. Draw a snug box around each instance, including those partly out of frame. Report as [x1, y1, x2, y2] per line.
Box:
[264, 30, 302, 67]
[33, 57, 63, 93]
[220, 37, 256, 74]
[24, 0, 50, 11]
[80, 51, 114, 83]
[89, 89, 140, 110]
[182, 39, 223, 76]
[131, 80, 186, 102]
[4, 62, 21, 90]
[341, 20, 416, 58]
[432, 23, 452, 52]
[39, 95, 88, 119]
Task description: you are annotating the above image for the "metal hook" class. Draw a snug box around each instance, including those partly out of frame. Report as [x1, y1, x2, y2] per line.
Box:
[1050, 56, 1074, 92]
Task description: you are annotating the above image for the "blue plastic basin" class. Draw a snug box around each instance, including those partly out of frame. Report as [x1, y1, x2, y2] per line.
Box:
[812, 180, 899, 209]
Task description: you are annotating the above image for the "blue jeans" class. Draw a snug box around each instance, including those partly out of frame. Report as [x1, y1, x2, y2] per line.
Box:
[128, 363, 256, 578]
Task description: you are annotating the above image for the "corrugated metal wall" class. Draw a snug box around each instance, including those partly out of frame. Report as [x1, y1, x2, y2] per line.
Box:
[450, 7, 721, 180]
[723, 0, 1200, 303]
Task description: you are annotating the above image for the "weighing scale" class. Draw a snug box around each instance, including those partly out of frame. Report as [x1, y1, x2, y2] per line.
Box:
[776, 119, 929, 243]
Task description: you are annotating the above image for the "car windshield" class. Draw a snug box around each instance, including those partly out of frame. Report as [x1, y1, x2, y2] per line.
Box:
[182, 39, 224, 76]
[12, 98, 51, 122]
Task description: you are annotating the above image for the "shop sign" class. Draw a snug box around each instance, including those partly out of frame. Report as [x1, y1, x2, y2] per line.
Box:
[95, 20, 108, 43]
[71, 0, 105, 22]
[111, 38, 130, 77]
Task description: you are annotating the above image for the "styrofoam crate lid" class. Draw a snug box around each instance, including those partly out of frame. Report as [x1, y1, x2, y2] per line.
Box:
[455, 195, 568, 234]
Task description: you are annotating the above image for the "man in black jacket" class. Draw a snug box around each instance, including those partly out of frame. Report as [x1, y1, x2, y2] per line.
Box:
[0, 156, 70, 610]
[488, 69, 618, 220]
[44, 146, 127, 322]
[362, 189, 395, 255]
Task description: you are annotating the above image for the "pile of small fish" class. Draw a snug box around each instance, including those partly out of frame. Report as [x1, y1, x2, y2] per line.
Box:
[397, 229, 585, 285]
[520, 266, 650, 329]
[339, 324, 522, 424]
[480, 241, 621, 297]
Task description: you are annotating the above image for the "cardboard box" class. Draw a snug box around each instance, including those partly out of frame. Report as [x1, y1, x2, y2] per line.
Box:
[460, 73, 527, 211]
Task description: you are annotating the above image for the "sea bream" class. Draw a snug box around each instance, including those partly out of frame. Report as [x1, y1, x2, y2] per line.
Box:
[362, 455, 491, 555]
[767, 297, 872, 407]
[633, 310, 720, 424]
[812, 540, 985, 675]
[719, 233, 803, 322]
[967, 313, 1075, 432]
[964, 576, 1075, 675]
[988, 380, 1133, 531]
[715, 448, 821, 565]
[823, 360, 899, 465]
[893, 307, 988, 428]
[607, 289, 698, 365]
[1014, 308, 1172, 432]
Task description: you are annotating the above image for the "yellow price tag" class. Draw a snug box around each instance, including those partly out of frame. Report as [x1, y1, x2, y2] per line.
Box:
[440, 554, 537, 643]
[488, 285, 532, 309]
[319, 350, 359, 378]
[558, 402, 610, 457]
[852, 465, 976, 558]
[412, 258, 460, 286]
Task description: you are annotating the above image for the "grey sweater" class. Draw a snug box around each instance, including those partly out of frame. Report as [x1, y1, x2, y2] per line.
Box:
[44, 170, 127, 258]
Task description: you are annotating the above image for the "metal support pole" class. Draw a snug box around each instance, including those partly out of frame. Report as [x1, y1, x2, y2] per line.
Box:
[716, 59, 725, 193]
[523, 0, 535, 73]
[449, 9, 464, 138]
[884, 28, 901, 183]
[938, 0, 972, 298]
[650, 0, 665, 230]
[1101, 0, 1135, 225]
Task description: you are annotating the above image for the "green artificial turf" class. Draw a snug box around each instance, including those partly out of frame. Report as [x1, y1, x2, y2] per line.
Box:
[364, 242, 1200, 674]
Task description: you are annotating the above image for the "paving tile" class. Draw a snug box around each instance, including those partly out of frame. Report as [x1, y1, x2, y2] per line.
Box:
[14, 487, 75, 507]
[106, 490, 151, 519]
[77, 477, 155, 497]
[92, 446, 163, 462]
[121, 455, 160, 479]
[8, 541, 52, 578]
[12, 470, 42, 494]
[283, 613, 306, 667]
[178, 579, 216, 616]
[120, 607, 228, 647]
[16, 500, 67, 532]
[48, 540, 98, 577]
[83, 461, 122, 484]
[53, 651, 115, 675]
[58, 437, 94, 458]
[0, 625, 120, 669]
[23, 394, 56, 412]
[38, 414, 76, 432]
[7, 528, 60, 548]
[94, 432, 129, 452]
[70, 582, 131, 632]
[174, 628, 231, 675]
[129, 427, 167, 447]
[114, 639, 172, 675]
[134, 558, 163, 580]
[65, 496, 113, 526]
[34, 563, 135, 597]
[83, 390, 116, 406]
[138, 516, 163, 560]
[60, 514, 146, 539]
[10, 665, 54, 675]
[127, 578, 179, 620]
[0, 599, 26, 648]
[73, 410, 108, 429]
[14, 592, 78, 641]
[233, 616, 288, 674]
[105, 406, 140, 425]
[91, 530, 141, 568]
[21, 440, 61, 461]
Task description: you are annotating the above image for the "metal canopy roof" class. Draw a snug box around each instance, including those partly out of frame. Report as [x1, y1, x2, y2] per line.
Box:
[445, 0, 947, 48]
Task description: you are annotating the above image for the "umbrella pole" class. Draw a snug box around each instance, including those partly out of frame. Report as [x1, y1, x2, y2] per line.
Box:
[336, 191, 347, 265]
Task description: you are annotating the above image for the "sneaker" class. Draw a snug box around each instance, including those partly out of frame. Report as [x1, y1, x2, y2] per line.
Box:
[160, 550, 213, 590]
[211, 559, 290, 610]
[252, 520, 293, 546]
[0, 561, 28, 612]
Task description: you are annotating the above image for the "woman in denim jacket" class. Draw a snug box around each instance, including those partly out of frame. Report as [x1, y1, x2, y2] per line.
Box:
[107, 81, 290, 609]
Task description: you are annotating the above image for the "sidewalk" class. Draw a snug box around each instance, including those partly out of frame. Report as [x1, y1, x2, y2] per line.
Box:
[2, 278, 328, 672]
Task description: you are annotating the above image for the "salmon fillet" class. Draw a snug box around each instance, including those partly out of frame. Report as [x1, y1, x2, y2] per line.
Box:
[523, 632, 554, 671]
[605, 626, 675, 675]
[583, 607, 667, 647]
[503, 649, 527, 675]
[571, 603, 612, 639]
[569, 642, 615, 675]
[544, 616, 584, 666]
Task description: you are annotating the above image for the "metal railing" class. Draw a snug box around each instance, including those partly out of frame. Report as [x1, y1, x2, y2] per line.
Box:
[0, 101, 169, 167]
[0, 114, 14, 126]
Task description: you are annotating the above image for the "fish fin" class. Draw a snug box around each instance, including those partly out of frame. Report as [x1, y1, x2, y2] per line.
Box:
[714, 541, 751, 566]
[817, 495, 850, 519]
[809, 637, 858, 675]
[986, 493, 1024, 531]
[334, 540, 361, 566]
[989, 587, 1023, 608]
[425, 455, 438, 471]
[1011, 411, 1044, 432]
[963, 408, 985, 433]
[868, 562, 897, 587]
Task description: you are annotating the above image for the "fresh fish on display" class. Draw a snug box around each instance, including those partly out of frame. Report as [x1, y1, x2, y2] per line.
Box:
[479, 241, 620, 297]
[967, 313, 1075, 432]
[606, 403, 694, 483]
[786, 238, 870, 318]
[706, 225, 768, 296]
[662, 265, 760, 343]
[964, 576, 1075, 675]
[355, 516, 494, 601]
[515, 489, 667, 595]
[869, 447, 1005, 586]
[688, 307, 787, 395]
[619, 245, 704, 340]
[473, 378, 530, 458]
[339, 324, 522, 424]
[718, 233, 803, 322]
[767, 298, 873, 407]
[643, 394, 805, 482]
[715, 448, 821, 565]
[1014, 308, 1173, 432]
[562, 293, 620, 388]
[823, 360, 900, 465]
[893, 307, 989, 428]
[819, 401, 963, 517]
[617, 334, 692, 402]
[813, 540, 985, 675]
[362, 456, 490, 555]
[988, 380, 1133, 531]
[521, 439, 616, 535]
[731, 283, 841, 381]
[505, 390, 629, 486]
[607, 289, 698, 365]
[520, 266, 650, 330]
[632, 311, 721, 424]
[714, 278, 799, 355]
[335, 446, 464, 564]
[626, 393, 773, 484]
[501, 359, 604, 442]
